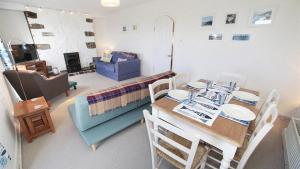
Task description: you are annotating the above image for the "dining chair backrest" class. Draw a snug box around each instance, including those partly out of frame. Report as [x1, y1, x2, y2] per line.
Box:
[172, 74, 191, 90]
[255, 89, 280, 125]
[149, 78, 173, 103]
[217, 72, 247, 87]
[143, 110, 200, 169]
[237, 103, 278, 169]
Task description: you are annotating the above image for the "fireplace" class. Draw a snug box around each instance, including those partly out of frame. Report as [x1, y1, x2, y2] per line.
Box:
[64, 52, 81, 73]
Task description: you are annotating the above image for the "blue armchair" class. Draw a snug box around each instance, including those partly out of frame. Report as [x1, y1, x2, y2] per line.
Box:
[96, 51, 141, 81]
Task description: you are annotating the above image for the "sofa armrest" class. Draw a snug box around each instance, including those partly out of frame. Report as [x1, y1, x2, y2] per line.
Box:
[115, 59, 141, 75]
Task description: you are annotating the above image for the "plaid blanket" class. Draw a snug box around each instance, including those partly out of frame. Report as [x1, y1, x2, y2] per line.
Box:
[87, 71, 176, 116]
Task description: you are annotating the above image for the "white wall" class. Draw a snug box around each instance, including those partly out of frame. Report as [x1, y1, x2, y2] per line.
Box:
[94, 0, 300, 116]
[0, 9, 33, 44]
[0, 61, 20, 169]
[27, 8, 97, 70]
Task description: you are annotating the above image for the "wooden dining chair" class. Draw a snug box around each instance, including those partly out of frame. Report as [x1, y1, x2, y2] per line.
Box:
[206, 103, 278, 169]
[143, 110, 210, 169]
[248, 89, 280, 134]
[217, 72, 247, 87]
[149, 78, 173, 103]
[172, 74, 191, 90]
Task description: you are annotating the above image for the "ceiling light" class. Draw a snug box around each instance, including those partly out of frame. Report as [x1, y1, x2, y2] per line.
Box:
[61, 10, 65, 14]
[101, 0, 120, 7]
[38, 7, 43, 12]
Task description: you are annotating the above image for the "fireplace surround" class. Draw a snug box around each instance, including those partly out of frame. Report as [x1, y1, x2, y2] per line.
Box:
[64, 52, 81, 73]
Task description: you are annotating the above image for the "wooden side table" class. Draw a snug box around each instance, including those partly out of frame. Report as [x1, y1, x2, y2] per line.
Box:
[14, 96, 55, 143]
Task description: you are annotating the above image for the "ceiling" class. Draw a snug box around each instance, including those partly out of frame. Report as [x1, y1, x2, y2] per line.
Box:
[0, 0, 152, 17]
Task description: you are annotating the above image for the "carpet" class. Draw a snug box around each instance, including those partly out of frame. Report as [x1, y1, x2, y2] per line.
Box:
[22, 73, 288, 169]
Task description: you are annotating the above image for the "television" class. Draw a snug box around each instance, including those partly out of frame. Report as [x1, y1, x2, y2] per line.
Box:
[11, 44, 39, 63]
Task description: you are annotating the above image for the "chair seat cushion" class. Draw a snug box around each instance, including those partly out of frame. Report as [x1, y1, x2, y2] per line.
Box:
[157, 133, 207, 169]
[234, 134, 250, 161]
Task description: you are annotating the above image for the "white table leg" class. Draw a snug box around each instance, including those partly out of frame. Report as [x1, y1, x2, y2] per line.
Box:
[220, 146, 236, 169]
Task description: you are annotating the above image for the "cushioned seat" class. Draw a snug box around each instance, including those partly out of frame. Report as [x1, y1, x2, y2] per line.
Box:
[157, 133, 207, 169]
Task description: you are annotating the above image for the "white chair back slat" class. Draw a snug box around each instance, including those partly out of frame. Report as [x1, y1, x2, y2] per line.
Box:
[237, 103, 278, 169]
[265, 89, 280, 104]
[172, 74, 191, 89]
[143, 110, 200, 169]
[217, 72, 247, 87]
[255, 90, 280, 125]
[149, 78, 173, 103]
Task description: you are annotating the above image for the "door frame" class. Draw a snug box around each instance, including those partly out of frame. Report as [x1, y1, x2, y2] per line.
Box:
[154, 15, 175, 71]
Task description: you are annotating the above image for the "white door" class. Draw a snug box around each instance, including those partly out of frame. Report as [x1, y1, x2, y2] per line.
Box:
[153, 16, 174, 74]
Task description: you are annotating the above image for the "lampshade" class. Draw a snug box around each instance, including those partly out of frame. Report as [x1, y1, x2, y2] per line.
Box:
[101, 0, 120, 7]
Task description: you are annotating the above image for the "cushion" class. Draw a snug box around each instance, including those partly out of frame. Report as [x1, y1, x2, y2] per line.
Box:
[111, 51, 138, 63]
[101, 54, 112, 63]
[117, 58, 127, 62]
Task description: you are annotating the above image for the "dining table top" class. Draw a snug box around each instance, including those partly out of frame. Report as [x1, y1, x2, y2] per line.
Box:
[151, 80, 259, 148]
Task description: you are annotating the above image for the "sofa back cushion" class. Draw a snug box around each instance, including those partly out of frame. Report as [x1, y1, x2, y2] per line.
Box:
[111, 51, 138, 63]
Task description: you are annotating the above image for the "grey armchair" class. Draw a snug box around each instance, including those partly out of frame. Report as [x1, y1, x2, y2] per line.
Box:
[3, 70, 69, 101]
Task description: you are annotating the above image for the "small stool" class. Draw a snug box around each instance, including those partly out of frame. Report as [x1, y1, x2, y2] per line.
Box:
[69, 81, 78, 90]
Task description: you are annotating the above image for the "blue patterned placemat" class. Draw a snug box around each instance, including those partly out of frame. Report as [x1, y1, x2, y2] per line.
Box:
[219, 111, 250, 126]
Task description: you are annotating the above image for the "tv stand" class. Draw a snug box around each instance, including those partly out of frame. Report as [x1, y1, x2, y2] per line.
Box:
[25, 60, 49, 78]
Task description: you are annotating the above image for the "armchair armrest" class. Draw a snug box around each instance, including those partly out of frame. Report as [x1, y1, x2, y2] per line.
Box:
[35, 73, 69, 100]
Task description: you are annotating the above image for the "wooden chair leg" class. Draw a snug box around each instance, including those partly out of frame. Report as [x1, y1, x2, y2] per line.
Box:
[65, 90, 69, 97]
[91, 144, 97, 152]
[140, 118, 145, 124]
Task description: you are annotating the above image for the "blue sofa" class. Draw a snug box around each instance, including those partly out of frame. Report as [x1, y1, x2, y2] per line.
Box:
[96, 51, 141, 81]
[68, 96, 151, 150]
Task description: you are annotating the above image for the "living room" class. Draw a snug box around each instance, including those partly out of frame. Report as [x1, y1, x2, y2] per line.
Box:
[0, 0, 300, 169]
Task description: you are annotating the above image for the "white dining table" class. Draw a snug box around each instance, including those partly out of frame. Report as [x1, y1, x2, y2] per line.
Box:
[151, 80, 259, 169]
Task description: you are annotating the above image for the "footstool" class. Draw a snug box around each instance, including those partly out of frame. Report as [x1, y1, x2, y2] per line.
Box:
[69, 81, 78, 90]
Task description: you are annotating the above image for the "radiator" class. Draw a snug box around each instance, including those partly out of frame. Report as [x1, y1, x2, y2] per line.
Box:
[282, 118, 300, 169]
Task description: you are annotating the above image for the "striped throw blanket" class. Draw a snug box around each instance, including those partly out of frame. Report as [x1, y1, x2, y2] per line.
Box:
[87, 71, 175, 116]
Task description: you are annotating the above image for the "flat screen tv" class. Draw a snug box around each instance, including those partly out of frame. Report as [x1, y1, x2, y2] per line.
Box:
[11, 44, 39, 63]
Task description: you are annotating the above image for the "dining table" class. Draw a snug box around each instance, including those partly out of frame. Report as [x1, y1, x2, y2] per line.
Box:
[151, 79, 259, 169]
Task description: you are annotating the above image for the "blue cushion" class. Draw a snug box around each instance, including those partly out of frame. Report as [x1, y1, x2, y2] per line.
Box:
[111, 52, 123, 63]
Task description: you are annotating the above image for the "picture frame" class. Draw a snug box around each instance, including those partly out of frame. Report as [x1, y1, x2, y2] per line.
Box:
[250, 8, 274, 26]
[225, 13, 237, 24]
[201, 15, 214, 27]
[232, 34, 250, 41]
[209, 34, 223, 40]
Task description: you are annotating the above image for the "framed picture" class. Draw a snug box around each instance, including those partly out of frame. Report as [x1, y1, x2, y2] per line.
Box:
[122, 26, 127, 32]
[251, 9, 273, 25]
[132, 25, 137, 31]
[232, 34, 250, 41]
[209, 34, 222, 40]
[226, 13, 237, 24]
[201, 16, 214, 27]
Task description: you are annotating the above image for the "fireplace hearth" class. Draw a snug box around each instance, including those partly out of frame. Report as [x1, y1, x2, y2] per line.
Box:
[64, 52, 81, 73]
